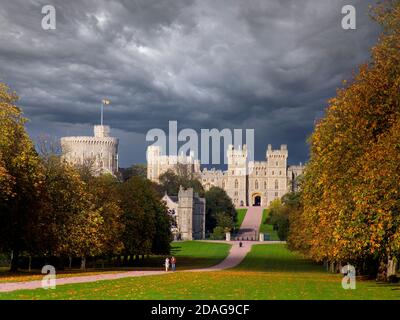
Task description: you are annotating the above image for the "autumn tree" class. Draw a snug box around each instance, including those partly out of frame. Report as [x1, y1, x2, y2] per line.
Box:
[37, 155, 105, 270]
[0, 83, 45, 271]
[291, 1, 400, 278]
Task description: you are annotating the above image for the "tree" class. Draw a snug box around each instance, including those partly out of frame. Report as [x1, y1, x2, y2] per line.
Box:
[204, 186, 236, 233]
[0, 83, 45, 271]
[159, 169, 204, 197]
[86, 174, 125, 258]
[266, 199, 290, 241]
[37, 155, 105, 269]
[0, 155, 14, 202]
[119, 176, 172, 259]
[289, 1, 400, 278]
[120, 163, 147, 181]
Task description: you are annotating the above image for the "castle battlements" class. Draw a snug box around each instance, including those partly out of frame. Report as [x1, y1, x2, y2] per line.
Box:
[61, 125, 119, 176]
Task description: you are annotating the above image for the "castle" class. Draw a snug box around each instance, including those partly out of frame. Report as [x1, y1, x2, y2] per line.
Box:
[61, 125, 119, 176]
[147, 144, 304, 207]
[162, 186, 206, 240]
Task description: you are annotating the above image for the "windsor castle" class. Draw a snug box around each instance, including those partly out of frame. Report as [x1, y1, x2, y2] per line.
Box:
[60, 124, 304, 240]
[147, 144, 304, 208]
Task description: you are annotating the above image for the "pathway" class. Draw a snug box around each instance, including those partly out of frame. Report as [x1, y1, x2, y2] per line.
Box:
[0, 207, 268, 293]
[236, 206, 264, 240]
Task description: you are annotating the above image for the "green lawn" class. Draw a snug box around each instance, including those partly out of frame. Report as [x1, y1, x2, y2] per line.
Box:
[1, 244, 399, 300]
[169, 241, 231, 269]
[235, 209, 247, 230]
[259, 209, 279, 240]
[0, 241, 231, 283]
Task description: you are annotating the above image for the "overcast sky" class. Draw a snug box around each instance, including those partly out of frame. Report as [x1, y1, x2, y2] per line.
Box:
[0, 0, 380, 167]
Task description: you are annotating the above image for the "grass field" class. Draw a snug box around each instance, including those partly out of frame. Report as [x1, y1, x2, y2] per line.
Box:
[0, 241, 231, 283]
[235, 209, 247, 230]
[1, 244, 399, 300]
[259, 209, 279, 240]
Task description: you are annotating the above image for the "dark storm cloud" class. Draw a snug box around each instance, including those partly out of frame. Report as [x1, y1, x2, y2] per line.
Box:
[0, 0, 380, 166]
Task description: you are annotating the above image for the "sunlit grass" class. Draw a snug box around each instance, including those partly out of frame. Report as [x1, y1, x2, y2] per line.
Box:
[259, 209, 279, 240]
[235, 209, 247, 230]
[1, 244, 399, 300]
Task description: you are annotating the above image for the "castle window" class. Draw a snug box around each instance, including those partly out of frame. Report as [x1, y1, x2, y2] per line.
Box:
[235, 179, 239, 188]
[222, 181, 225, 188]
[255, 180, 259, 189]
[275, 192, 278, 197]
[275, 180, 279, 190]
[279, 171, 282, 175]
[264, 181, 267, 189]
[276, 161, 279, 166]
[235, 191, 238, 196]
[272, 171, 274, 175]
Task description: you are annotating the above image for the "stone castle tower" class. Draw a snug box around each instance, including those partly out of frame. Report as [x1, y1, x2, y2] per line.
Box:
[61, 125, 119, 176]
[226, 145, 248, 207]
[177, 187, 195, 240]
[162, 186, 206, 240]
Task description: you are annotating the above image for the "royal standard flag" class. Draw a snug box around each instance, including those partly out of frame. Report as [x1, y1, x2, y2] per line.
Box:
[102, 99, 110, 105]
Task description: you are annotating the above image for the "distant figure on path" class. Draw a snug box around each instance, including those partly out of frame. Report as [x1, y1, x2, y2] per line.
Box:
[239, 241, 243, 248]
[171, 256, 176, 271]
[164, 257, 170, 271]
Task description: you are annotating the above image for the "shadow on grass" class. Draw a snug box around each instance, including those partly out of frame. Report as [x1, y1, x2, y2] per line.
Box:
[235, 256, 325, 273]
[373, 282, 400, 290]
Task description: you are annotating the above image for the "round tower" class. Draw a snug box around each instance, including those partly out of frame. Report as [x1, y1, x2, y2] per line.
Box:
[61, 125, 119, 176]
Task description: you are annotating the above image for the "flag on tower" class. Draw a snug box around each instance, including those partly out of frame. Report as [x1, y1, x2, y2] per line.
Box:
[102, 99, 110, 105]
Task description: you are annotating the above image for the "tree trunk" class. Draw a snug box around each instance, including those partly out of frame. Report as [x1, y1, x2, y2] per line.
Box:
[80, 256, 86, 271]
[10, 248, 19, 272]
[28, 256, 32, 272]
[69, 256, 72, 269]
[387, 256, 397, 281]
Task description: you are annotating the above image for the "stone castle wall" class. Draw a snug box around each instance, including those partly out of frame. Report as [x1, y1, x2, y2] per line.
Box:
[61, 125, 119, 176]
[148, 143, 304, 207]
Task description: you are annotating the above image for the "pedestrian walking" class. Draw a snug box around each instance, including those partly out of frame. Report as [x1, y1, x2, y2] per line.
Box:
[164, 257, 170, 272]
[171, 256, 176, 271]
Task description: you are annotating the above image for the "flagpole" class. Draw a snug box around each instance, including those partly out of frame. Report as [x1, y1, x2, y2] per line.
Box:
[101, 101, 104, 126]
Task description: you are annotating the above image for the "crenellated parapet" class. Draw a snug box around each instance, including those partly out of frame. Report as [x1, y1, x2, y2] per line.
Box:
[61, 125, 119, 176]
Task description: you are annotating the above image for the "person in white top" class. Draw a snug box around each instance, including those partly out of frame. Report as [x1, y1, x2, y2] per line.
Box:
[164, 257, 170, 272]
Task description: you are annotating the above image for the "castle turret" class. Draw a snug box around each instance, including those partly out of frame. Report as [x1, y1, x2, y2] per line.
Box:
[226, 144, 248, 207]
[61, 125, 119, 176]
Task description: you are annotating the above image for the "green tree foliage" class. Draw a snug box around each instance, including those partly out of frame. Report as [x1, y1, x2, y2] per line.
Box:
[159, 169, 204, 196]
[119, 176, 172, 256]
[120, 163, 147, 181]
[266, 194, 300, 242]
[204, 186, 236, 233]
